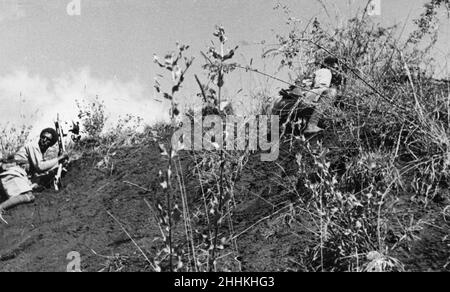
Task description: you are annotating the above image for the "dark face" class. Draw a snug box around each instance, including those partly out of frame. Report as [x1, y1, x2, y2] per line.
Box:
[329, 62, 343, 87]
[331, 62, 339, 72]
[39, 132, 54, 151]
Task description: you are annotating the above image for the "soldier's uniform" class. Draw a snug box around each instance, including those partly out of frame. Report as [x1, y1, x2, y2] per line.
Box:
[0, 142, 60, 224]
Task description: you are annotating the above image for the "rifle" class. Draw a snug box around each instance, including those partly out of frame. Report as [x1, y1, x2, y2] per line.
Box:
[54, 114, 66, 191]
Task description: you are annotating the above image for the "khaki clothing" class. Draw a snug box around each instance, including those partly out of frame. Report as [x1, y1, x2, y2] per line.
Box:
[303, 68, 333, 104]
[15, 143, 59, 176]
[0, 142, 59, 198]
[303, 68, 337, 133]
[304, 87, 328, 104]
[313, 68, 332, 88]
[0, 166, 32, 198]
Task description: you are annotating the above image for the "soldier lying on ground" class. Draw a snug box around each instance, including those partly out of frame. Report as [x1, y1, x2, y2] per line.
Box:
[0, 128, 69, 224]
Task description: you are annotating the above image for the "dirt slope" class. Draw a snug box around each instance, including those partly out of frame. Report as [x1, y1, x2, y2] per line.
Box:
[0, 143, 165, 272]
[0, 138, 449, 271]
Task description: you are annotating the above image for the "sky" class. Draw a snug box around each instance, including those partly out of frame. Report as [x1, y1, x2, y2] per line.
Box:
[0, 0, 448, 137]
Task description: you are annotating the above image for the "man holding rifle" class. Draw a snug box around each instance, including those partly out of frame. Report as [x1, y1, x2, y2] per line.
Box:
[0, 127, 69, 224]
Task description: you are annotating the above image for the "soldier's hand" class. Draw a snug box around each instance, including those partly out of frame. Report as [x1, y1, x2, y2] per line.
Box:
[59, 152, 69, 163]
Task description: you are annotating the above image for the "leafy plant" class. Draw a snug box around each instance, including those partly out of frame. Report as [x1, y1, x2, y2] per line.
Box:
[76, 95, 107, 139]
[0, 123, 32, 158]
[153, 42, 194, 272]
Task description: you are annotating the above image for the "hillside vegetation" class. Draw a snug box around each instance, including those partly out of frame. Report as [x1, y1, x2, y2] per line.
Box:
[1, 1, 449, 272]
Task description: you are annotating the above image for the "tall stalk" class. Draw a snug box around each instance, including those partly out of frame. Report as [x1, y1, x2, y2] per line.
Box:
[210, 37, 225, 272]
[153, 43, 193, 271]
[199, 26, 239, 271]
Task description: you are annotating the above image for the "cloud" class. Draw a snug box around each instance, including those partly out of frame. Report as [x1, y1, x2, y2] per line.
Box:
[0, 0, 27, 23]
[0, 68, 168, 139]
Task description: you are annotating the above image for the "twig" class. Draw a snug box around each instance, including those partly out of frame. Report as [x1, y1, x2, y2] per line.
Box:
[106, 210, 158, 271]
[195, 74, 208, 103]
[123, 181, 150, 192]
[230, 204, 292, 240]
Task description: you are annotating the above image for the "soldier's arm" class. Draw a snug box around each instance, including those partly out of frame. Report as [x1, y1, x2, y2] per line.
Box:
[26, 145, 60, 173]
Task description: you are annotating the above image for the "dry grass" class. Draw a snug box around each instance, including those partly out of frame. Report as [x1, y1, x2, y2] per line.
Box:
[3, 0, 448, 272]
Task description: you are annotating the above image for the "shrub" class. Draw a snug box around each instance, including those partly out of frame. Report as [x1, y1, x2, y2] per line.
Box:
[0, 123, 32, 158]
[76, 95, 107, 139]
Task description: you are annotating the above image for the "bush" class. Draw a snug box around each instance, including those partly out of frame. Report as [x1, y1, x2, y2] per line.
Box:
[266, 1, 449, 271]
[0, 123, 32, 158]
[76, 95, 107, 139]
[296, 146, 402, 271]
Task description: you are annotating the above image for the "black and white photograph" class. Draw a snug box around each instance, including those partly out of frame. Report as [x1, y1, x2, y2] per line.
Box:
[0, 0, 449, 274]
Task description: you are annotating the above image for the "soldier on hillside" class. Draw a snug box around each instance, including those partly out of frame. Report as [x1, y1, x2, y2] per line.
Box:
[0, 128, 69, 224]
[301, 56, 340, 133]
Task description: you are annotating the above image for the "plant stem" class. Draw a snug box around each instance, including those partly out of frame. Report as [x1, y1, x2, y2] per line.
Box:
[210, 42, 225, 272]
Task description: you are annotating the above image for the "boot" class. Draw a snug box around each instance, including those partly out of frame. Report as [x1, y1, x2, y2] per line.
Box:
[304, 109, 323, 134]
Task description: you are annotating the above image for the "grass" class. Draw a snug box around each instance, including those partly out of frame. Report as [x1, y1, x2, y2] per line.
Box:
[77, 6, 450, 269]
[0, 123, 32, 159]
[2, 0, 449, 272]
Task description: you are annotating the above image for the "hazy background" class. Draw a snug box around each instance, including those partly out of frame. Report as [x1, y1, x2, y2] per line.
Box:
[0, 0, 448, 137]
